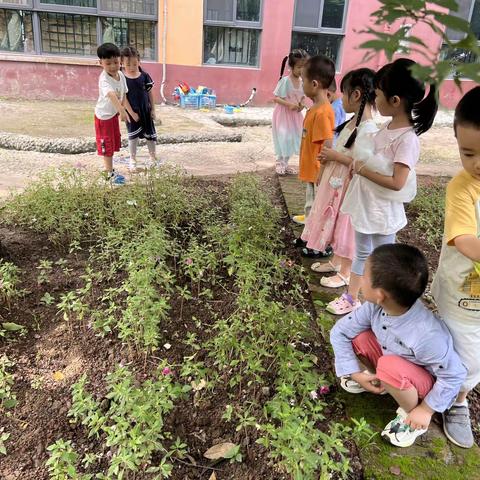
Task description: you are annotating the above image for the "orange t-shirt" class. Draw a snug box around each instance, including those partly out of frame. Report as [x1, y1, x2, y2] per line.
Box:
[298, 102, 335, 183]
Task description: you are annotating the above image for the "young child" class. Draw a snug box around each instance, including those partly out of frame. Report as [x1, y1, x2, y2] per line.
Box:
[327, 58, 438, 315]
[95, 43, 137, 185]
[272, 49, 309, 176]
[327, 79, 346, 143]
[299, 68, 378, 287]
[292, 55, 336, 225]
[431, 86, 480, 449]
[121, 46, 158, 172]
[330, 244, 467, 448]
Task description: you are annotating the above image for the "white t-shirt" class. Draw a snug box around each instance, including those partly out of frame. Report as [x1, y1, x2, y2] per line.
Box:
[94, 70, 128, 120]
[341, 123, 419, 235]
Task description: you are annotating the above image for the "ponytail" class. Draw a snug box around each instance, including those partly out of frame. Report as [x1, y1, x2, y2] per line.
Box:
[412, 84, 438, 135]
[344, 92, 367, 148]
[279, 55, 289, 80]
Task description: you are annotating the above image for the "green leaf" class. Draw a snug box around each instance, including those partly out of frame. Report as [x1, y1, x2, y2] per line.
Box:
[2, 322, 24, 331]
[433, 12, 472, 33]
[431, 0, 460, 11]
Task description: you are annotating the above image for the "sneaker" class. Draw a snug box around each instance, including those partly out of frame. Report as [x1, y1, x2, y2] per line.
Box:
[128, 157, 138, 172]
[292, 215, 305, 225]
[381, 407, 428, 447]
[293, 237, 307, 248]
[110, 171, 126, 186]
[340, 375, 367, 394]
[276, 164, 286, 175]
[442, 405, 474, 448]
[301, 246, 333, 258]
[326, 293, 361, 315]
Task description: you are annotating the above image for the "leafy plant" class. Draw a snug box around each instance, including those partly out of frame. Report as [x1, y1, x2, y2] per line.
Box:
[0, 427, 10, 455]
[0, 260, 23, 307]
[0, 354, 17, 410]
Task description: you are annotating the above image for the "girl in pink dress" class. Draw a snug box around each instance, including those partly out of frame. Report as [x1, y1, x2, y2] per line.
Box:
[272, 49, 309, 175]
[300, 68, 378, 288]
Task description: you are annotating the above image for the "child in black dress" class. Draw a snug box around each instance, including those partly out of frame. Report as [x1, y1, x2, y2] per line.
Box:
[120, 46, 158, 171]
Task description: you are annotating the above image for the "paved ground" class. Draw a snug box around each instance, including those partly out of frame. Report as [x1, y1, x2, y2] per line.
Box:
[0, 101, 462, 199]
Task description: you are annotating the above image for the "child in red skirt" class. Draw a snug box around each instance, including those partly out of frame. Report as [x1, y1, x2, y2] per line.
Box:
[94, 43, 138, 185]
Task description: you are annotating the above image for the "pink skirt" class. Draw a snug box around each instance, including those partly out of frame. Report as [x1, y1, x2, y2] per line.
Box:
[301, 161, 355, 260]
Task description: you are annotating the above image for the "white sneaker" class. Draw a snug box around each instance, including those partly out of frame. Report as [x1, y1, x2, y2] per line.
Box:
[381, 407, 428, 447]
[128, 157, 138, 172]
[340, 375, 367, 394]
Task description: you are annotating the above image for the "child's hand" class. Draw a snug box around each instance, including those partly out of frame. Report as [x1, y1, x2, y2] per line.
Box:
[318, 146, 336, 164]
[130, 111, 140, 122]
[405, 403, 433, 431]
[354, 160, 366, 175]
[351, 371, 385, 394]
[119, 109, 129, 123]
[289, 103, 300, 111]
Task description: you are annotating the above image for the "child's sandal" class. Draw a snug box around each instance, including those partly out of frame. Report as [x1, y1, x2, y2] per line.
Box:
[326, 293, 361, 315]
[311, 260, 340, 273]
[320, 273, 349, 288]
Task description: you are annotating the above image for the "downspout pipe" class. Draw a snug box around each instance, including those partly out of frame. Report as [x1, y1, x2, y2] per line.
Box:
[160, 0, 168, 105]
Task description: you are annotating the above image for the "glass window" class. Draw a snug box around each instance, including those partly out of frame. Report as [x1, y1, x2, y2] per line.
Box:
[291, 31, 342, 64]
[203, 25, 260, 66]
[321, 0, 345, 28]
[294, 0, 321, 29]
[440, 44, 478, 65]
[236, 0, 260, 22]
[40, 0, 96, 6]
[100, 0, 155, 16]
[445, 0, 476, 40]
[205, 0, 234, 22]
[471, 0, 480, 38]
[101, 17, 156, 60]
[0, 0, 31, 4]
[0, 8, 34, 52]
[39, 12, 97, 55]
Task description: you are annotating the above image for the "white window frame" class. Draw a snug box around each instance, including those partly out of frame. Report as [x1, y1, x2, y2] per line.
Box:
[203, 0, 263, 67]
[0, 0, 157, 58]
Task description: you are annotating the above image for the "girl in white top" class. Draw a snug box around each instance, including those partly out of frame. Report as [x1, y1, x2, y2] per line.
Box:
[327, 58, 438, 315]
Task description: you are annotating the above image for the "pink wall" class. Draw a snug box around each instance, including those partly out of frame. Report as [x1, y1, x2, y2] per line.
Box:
[0, 0, 474, 108]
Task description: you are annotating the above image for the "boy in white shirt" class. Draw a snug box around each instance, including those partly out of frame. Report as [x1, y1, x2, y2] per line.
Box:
[94, 43, 138, 185]
[431, 86, 480, 449]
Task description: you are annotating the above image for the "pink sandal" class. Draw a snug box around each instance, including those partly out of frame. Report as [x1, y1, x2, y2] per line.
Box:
[326, 293, 361, 315]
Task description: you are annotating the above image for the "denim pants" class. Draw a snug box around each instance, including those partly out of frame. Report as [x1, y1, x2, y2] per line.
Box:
[351, 231, 396, 276]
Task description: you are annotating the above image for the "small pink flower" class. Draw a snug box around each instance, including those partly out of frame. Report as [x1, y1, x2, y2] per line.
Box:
[287, 260, 295, 268]
[185, 258, 193, 266]
[319, 385, 330, 395]
[279, 260, 287, 268]
[162, 367, 172, 375]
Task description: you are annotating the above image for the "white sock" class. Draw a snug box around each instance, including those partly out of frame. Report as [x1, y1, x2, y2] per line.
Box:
[129, 137, 139, 159]
[453, 400, 468, 407]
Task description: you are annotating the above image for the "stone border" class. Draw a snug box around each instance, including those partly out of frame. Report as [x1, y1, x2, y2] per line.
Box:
[0, 131, 242, 155]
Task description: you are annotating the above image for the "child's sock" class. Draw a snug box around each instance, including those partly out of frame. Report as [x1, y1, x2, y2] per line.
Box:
[453, 400, 468, 408]
[147, 140, 156, 159]
[128, 138, 139, 160]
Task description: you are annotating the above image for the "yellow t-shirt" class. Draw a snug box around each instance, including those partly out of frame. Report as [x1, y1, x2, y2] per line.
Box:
[298, 102, 335, 183]
[431, 169, 480, 323]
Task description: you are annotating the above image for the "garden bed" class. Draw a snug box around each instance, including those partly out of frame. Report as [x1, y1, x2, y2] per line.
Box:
[0, 169, 367, 479]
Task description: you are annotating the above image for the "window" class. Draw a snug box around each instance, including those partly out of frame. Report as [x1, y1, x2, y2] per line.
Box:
[0, 0, 157, 58]
[203, 0, 262, 66]
[291, 0, 348, 67]
[0, 8, 34, 52]
[441, 0, 479, 66]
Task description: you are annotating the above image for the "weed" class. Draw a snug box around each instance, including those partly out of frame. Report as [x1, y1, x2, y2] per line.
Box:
[0, 260, 23, 307]
[0, 354, 17, 410]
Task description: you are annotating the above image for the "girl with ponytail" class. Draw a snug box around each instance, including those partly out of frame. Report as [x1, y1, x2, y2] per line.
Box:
[272, 49, 309, 175]
[327, 58, 439, 316]
[298, 68, 378, 289]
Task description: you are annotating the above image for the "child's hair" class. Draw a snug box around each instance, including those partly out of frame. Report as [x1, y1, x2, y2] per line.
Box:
[369, 244, 429, 308]
[303, 55, 335, 89]
[279, 49, 308, 80]
[97, 43, 120, 59]
[454, 86, 480, 132]
[336, 68, 376, 149]
[374, 58, 438, 136]
[328, 78, 337, 93]
[120, 46, 140, 60]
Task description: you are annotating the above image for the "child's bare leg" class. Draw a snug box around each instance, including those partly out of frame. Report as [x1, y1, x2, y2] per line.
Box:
[382, 382, 419, 412]
[147, 140, 156, 161]
[103, 156, 113, 173]
[329, 256, 352, 282]
[347, 272, 362, 301]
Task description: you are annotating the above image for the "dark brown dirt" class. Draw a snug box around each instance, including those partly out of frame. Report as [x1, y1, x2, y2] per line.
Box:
[0, 175, 361, 480]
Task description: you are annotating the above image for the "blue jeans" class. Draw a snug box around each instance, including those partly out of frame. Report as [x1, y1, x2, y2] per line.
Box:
[351, 231, 396, 276]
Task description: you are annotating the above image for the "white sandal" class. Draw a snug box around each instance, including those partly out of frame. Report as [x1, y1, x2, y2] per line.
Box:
[311, 260, 340, 273]
[320, 273, 350, 288]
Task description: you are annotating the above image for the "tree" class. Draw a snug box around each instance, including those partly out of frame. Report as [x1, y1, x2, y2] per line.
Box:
[360, 0, 480, 85]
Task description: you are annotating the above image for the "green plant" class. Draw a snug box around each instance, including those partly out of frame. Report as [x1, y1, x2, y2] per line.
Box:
[0, 427, 10, 455]
[46, 439, 91, 480]
[0, 355, 17, 410]
[37, 259, 53, 285]
[409, 181, 446, 250]
[0, 260, 23, 307]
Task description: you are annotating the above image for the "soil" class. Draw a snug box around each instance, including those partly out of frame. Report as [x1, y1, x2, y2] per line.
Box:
[0, 174, 361, 480]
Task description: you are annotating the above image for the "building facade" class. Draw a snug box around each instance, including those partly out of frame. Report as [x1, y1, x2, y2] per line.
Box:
[0, 0, 478, 107]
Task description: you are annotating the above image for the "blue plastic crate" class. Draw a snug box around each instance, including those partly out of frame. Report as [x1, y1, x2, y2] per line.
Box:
[199, 94, 217, 109]
[180, 94, 200, 109]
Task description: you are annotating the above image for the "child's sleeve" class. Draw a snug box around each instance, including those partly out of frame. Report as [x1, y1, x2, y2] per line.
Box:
[393, 132, 420, 168]
[444, 179, 478, 246]
[311, 107, 335, 144]
[329, 302, 375, 377]
[144, 72, 155, 92]
[273, 77, 289, 98]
